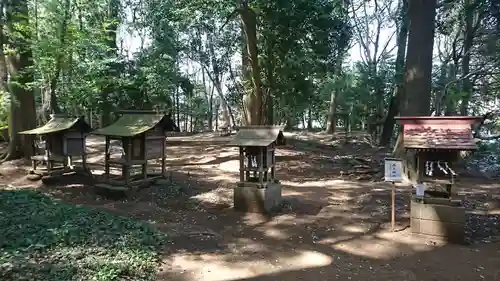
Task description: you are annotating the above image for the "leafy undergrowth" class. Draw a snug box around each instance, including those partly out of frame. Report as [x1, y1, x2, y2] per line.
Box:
[0, 190, 167, 281]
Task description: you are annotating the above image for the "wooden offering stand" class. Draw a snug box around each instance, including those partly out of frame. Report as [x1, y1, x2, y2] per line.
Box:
[19, 114, 92, 178]
[228, 126, 285, 213]
[395, 116, 482, 244]
[91, 110, 178, 193]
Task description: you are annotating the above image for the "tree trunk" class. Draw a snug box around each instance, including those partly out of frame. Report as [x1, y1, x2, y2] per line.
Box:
[325, 58, 343, 133]
[207, 27, 231, 128]
[4, 0, 37, 159]
[240, 3, 263, 125]
[46, 0, 70, 116]
[459, 0, 474, 115]
[444, 63, 458, 115]
[0, 2, 20, 159]
[395, 0, 437, 183]
[307, 107, 313, 131]
[264, 36, 275, 125]
[100, 0, 119, 127]
[379, 0, 409, 146]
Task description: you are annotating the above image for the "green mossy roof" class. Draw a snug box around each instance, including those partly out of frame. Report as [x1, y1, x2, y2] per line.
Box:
[92, 114, 166, 137]
[19, 115, 91, 135]
[228, 126, 284, 147]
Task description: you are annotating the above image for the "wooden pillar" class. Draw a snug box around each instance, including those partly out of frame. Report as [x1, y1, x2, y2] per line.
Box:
[82, 134, 88, 171]
[104, 136, 110, 180]
[142, 135, 148, 180]
[123, 138, 132, 185]
[161, 136, 166, 178]
[239, 146, 244, 182]
[258, 147, 264, 184]
[46, 137, 52, 173]
[246, 147, 251, 180]
[271, 148, 276, 181]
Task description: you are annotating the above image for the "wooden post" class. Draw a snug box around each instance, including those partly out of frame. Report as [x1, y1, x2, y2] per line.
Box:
[239, 146, 244, 182]
[391, 181, 396, 231]
[161, 135, 166, 178]
[82, 133, 87, 172]
[259, 147, 264, 184]
[104, 137, 110, 180]
[142, 135, 148, 180]
[246, 148, 251, 180]
[271, 147, 276, 181]
[46, 137, 52, 173]
[450, 174, 456, 201]
[123, 138, 132, 185]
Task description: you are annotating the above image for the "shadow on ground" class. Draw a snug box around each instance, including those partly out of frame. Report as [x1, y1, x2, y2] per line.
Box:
[1, 132, 500, 281]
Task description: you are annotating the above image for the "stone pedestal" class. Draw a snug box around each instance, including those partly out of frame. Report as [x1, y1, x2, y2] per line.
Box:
[410, 197, 466, 244]
[233, 183, 282, 213]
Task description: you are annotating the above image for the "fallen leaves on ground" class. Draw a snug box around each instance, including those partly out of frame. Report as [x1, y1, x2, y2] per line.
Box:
[0, 189, 168, 281]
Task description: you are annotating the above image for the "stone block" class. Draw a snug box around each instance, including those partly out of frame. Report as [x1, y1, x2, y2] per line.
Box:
[233, 183, 282, 214]
[411, 201, 465, 223]
[410, 201, 465, 244]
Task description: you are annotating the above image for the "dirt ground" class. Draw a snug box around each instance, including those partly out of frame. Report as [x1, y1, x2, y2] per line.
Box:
[1, 132, 500, 281]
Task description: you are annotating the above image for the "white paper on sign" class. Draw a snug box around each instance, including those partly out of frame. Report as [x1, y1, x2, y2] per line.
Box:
[415, 184, 425, 197]
[384, 158, 403, 182]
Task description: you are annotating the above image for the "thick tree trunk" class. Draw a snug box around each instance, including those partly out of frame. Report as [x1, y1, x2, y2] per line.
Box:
[395, 0, 437, 183]
[379, 0, 409, 146]
[240, 3, 263, 125]
[5, 0, 37, 159]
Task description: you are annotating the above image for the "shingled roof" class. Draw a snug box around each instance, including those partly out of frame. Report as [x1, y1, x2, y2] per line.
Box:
[19, 115, 91, 135]
[228, 126, 284, 147]
[395, 116, 482, 150]
[92, 111, 181, 137]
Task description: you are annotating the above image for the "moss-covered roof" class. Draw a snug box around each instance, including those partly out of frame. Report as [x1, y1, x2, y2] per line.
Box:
[92, 113, 166, 137]
[228, 126, 284, 147]
[18, 115, 91, 135]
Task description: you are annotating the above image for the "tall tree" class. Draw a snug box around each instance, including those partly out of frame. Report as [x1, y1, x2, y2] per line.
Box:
[395, 0, 438, 182]
[3, 0, 37, 160]
[379, 0, 409, 145]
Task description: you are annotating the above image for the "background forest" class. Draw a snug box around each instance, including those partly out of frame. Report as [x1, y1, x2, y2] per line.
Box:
[0, 0, 499, 159]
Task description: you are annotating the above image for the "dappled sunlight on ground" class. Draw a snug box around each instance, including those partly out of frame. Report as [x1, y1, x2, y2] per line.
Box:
[1, 132, 500, 281]
[165, 249, 333, 281]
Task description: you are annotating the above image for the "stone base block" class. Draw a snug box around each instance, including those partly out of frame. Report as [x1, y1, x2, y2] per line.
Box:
[233, 183, 282, 214]
[411, 200, 466, 244]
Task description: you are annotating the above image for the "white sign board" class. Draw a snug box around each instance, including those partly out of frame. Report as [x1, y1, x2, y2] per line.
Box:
[384, 158, 403, 182]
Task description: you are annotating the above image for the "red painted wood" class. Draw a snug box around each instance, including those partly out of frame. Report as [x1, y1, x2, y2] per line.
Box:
[394, 116, 482, 150]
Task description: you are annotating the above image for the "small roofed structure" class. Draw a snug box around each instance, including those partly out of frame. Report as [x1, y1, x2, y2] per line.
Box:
[19, 114, 92, 177]
[92, 110, 178, 191]
[228, 125, 285, 213]
[395, 116, 482, 244]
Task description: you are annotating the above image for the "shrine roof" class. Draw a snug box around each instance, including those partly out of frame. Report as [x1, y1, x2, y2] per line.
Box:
[402, 127, 477, 150]
[228, 126, 284, 147]
[395, 116, 482, 150]
[93, 111, 173, 137]
[395, 116, 482, 125]
[19, 115, 92, 135]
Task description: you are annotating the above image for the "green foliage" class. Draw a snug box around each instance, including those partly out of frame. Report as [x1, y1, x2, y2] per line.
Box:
[0, 190, 167, 281]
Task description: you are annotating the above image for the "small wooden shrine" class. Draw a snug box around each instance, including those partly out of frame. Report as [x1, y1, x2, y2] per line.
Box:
[92, 110, 177, 191]
[395, 116, 482, 244]
[228, 125, 285, 213]
[19, 114, 92, 177]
